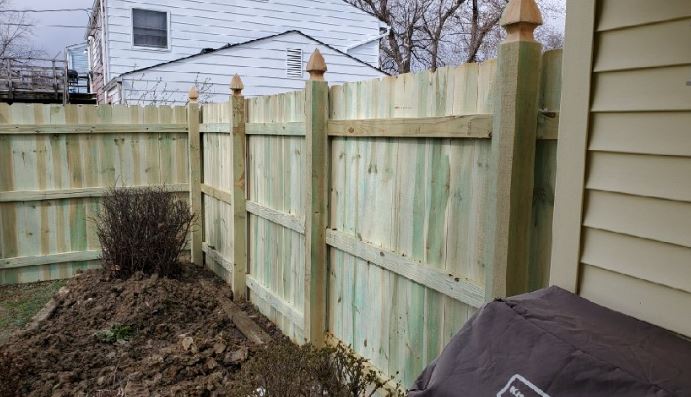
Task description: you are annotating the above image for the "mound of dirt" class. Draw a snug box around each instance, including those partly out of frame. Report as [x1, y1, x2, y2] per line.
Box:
[0, 265, 276, 397]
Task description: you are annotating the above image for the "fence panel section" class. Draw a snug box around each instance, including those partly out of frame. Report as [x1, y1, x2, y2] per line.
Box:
[200, 102, 235, 283]
[246, 91, 307, 342]
[326, 61, 496, 385]
[0, 103, 188, 284]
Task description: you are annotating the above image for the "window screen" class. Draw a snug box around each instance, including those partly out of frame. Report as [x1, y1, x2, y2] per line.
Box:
[133, 9, 168, 48]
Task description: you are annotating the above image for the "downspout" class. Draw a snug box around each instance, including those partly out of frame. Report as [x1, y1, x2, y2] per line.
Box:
[86, 35, 94, 93]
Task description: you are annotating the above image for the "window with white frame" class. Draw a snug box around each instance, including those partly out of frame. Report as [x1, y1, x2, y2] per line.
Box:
[132, 9, 168, 49]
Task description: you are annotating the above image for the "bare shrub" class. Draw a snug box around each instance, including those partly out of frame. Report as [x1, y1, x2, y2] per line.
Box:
[95, 186, 194, 278]
[231, 339, 403, 397]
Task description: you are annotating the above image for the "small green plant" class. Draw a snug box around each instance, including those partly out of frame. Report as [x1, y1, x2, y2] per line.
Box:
[95, 324, 134, 343]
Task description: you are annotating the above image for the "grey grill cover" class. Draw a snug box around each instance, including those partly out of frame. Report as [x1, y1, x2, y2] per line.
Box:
[409, 286, 691, 397]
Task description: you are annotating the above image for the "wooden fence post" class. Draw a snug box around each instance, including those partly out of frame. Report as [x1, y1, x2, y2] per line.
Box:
[485, 0, 543, 299]
[188, 86, 203, 266]
[230, 74, 247, 299]
[303, 49, 329, 346]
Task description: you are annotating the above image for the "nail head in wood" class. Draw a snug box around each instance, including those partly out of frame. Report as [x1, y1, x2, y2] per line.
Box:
[306, 49, 327, 81]
[230, 74, 244, 96]
[500, 0, 543, 42]
[188, 86, 199, 103]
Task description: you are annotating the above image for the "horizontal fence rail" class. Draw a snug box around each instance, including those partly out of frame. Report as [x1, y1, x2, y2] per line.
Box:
[246, 121, 306, 136]
[0, 184, 188, 203]
[326, 229, 485, 308]
[0, 123, 186, 134]
[327, 114, 492, 138]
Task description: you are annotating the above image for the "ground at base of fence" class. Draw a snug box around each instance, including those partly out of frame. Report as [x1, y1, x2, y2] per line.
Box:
[0, 265, 283, 396]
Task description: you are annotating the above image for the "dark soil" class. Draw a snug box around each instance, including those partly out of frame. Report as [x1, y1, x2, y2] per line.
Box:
[0, 265, 279, 397]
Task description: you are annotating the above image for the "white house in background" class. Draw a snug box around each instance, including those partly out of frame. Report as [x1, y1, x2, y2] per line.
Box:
[86, 0, 388, 104]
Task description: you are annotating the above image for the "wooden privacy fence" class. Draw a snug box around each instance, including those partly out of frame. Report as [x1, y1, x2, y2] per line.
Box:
[0, 104, 189, 284]
[0, 3, 561, 389]
[190, 16, 561, 390]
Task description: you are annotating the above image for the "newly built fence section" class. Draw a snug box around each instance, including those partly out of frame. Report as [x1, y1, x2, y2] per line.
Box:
[245, 91, 307, 342]
[0, 104, 188, 284]
[191, 49, 561, 387]
[0, 48, 561, 388]
[326, 62, 495, 382]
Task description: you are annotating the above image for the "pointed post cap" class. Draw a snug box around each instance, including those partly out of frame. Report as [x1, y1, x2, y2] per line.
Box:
[188, 85, 199, 103]
[230, 74, 244, 96]
[500, 0, 543, 42]
[306, 49, 327, 81]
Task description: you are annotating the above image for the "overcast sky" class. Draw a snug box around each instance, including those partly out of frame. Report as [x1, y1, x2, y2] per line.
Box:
[18, 0, 565, 58]
[16, 0, 93, 58]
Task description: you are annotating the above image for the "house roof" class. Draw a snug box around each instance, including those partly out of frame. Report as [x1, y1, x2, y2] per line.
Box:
[117, 30, 388, 78]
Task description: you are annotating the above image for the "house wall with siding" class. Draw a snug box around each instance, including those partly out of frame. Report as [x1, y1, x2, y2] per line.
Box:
[103, 0, 382, 81]
[551, 0, 691, 337]
[119, 32, 386, 104]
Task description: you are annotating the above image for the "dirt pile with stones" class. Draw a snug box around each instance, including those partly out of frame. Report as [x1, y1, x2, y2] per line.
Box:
[0, 265, 275, 397]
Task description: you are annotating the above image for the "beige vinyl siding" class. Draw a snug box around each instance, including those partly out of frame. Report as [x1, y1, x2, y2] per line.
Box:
[593, 18, 691, 71]
[588, 112, 691, 157]
[579, 264, 691, 336]
[573, 3, 691, 336]
[597, 0, 691, 31]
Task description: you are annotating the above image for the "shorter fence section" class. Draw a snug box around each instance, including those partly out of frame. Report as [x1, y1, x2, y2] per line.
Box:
[0, 103, 189, 283]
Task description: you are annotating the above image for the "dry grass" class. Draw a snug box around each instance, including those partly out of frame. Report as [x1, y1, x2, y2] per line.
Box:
[0, 280, 65, 343]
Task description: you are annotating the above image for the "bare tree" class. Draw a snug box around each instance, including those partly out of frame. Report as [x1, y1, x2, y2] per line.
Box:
[451, 0, 564, 62]
[347, 0, 564, 73]
[0, 0, 44, 59]
[345, 0, 428, 73]
[126, 73, 214, 105]
[456, 0, 506, 63]
[419, 0, 467, 71]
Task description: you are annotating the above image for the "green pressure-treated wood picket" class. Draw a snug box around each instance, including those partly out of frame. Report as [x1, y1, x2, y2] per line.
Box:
[0, 103, 188, 284]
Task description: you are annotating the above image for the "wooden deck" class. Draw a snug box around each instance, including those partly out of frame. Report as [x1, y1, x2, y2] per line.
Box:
[0, 58, 95, 104]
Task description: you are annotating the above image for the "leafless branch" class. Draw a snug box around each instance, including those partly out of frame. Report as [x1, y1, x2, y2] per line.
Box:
[0, 0, 45, 59]
[347, 0, 564, 73]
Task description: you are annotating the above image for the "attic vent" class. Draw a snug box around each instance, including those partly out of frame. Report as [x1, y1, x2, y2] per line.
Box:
[286, 48, 303, 79]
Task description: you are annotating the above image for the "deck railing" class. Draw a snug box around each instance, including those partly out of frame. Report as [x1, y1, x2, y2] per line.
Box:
[0, 58, 92, 103]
